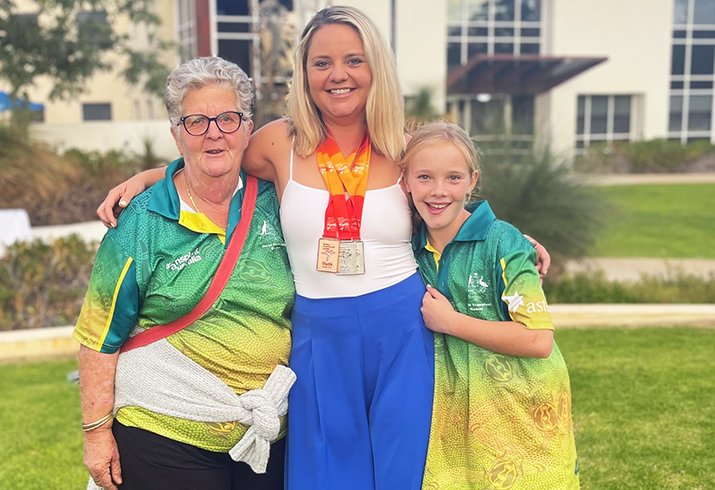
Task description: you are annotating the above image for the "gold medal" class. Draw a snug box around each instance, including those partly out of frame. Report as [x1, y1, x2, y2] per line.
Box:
[317, 238, 340, 272]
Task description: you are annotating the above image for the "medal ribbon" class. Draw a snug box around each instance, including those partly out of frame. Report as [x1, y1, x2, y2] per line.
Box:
[317, 132, 371, 240]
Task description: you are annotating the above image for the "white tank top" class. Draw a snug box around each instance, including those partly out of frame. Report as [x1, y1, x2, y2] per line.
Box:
[280, 149, 418, 298]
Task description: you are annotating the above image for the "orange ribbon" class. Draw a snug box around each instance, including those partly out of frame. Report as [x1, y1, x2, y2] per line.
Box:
[317, 132, 371, 240]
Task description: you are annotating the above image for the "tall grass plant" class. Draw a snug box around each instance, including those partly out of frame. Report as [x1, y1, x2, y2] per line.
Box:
[0, 125, 167, 226]
[474, 139, 606, 262]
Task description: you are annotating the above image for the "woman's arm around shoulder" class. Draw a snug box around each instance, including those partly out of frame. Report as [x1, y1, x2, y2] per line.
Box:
[244, 119, 293, 184]
[524, 234, 550, 281]
[97, 167, 166, 228]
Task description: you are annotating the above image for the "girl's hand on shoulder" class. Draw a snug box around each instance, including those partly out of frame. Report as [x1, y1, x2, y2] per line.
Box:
[421, 285, 456, 334]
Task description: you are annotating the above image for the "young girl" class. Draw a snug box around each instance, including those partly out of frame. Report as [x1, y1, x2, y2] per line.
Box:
[403, 122, 579, 490]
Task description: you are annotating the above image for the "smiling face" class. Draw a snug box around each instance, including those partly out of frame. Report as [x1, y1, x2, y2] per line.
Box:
[404, 142, 479, 248]
[172, 84, 253, 180]
[306, 23, 372, 127]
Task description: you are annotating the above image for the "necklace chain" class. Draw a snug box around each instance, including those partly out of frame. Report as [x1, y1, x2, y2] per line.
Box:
[186, 181, 200, 213]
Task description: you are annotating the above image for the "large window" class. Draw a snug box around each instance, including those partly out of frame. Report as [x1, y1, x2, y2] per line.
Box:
[447, 0, 541, 70]
[447, 94, 534, 149]
[576, 95, 633, 149]
[177, 0, 198, 62]
[669, 0, 715, 143]
[215, 0, 257, 74]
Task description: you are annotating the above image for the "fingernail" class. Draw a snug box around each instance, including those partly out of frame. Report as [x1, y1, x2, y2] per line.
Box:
[119, 200, 127, 207]
[110, 223, 116, 228]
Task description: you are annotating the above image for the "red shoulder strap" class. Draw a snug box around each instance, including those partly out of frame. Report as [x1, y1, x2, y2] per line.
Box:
[120, 175, 259, 353]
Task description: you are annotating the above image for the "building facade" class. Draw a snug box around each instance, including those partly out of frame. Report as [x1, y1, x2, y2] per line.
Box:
[2, 0, 178, 157]
[7, 0, 715, 158]
[445, 0, 715, 155]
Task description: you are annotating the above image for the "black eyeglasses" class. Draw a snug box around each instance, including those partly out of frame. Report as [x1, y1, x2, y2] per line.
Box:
[179, 111, 244, 136]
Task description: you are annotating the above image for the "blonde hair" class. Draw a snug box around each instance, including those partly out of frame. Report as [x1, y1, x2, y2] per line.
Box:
[286, 6, 405, 161]
[402, 121, 480, 174]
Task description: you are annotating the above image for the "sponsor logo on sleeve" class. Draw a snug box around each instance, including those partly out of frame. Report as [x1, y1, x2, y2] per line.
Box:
[502, 291, 525, 313]
[526, 300, 550, 313]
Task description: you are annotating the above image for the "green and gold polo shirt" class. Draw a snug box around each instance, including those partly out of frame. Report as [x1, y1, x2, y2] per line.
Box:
[74, 158, 295, 451]
[413, 200, 579, 490]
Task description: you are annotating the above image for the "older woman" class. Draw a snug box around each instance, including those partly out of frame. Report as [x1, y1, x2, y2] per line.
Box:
[75, 57, 294, 490]
[96, 7, 550, 490]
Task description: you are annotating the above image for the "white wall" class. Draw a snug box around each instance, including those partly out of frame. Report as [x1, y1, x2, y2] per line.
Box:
[545, 0, 673, 154]
[31, 120, 180, 161]
[396, 0, 447, 111]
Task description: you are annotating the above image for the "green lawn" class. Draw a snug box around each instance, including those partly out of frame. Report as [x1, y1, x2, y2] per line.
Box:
[592, 183, 715, 258]
[0, 358, 85, 490]
[2, 327, 714, 489]
[557, 327, 715, 490]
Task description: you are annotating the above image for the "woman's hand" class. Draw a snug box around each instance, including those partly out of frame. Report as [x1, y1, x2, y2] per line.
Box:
[524, 234, 550, 282]
[421, 285, 457, 334]
[84, 424, 122, 490]
[96, 178, 145, 228]
[79, 345, 121, 489]
[96, 168, 165, 228]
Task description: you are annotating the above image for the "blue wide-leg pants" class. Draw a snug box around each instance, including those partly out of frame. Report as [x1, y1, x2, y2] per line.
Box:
[286, 273, 434, 490]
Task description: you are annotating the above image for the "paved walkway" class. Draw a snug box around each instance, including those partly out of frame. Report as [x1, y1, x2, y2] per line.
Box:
[584, 172, 715, 186]
[550, 304, 715, 329]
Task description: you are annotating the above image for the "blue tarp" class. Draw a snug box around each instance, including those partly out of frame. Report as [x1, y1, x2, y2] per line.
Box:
[0, 91, 45, 112]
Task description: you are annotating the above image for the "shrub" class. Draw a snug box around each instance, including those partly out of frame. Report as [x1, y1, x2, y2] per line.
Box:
[620, 139, 689, 173]
[0, 125, 80, 225]
[0, 236, 96, 330]
[544, 270, 715, 304]
[405, 87, 444, 133]
[573, 138, 715, 174]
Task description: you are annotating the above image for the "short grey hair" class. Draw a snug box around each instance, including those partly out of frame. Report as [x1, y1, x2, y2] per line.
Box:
[165, 57, 254, 133]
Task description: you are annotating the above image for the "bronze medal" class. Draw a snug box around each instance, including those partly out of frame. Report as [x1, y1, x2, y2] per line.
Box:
[317, 238, 340, 273]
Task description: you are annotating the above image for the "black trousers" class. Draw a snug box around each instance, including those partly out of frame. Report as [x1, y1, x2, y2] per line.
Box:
[112, 420, 285, 490]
